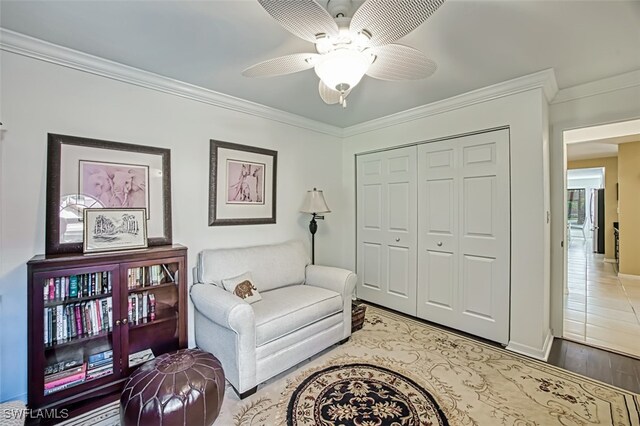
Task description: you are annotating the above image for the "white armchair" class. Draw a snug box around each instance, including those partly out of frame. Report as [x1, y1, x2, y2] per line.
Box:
[190, 240, 356, 398]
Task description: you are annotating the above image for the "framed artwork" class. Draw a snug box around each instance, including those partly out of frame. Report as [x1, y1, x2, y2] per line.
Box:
[46, 133, 172, 254]
[83, 208, 148, 254]
[209, 140, 277, 226]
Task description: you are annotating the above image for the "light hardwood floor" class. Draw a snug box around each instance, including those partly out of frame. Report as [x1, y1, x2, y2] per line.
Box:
[564, 236, 640, 358]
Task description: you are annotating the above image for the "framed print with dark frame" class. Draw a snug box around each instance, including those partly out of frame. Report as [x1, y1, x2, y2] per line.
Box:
[46, 133, 172, 255]
[209, 140, 277, 226]
[83, 208, 148, 254]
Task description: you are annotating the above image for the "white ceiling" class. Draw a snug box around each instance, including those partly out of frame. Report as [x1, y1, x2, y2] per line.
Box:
[566, 118, 640, 161]
[1, 0, 639, 128]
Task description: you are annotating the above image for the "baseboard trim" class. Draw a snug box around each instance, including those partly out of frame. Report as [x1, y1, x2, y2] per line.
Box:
[506, 330, 554, 361]
[618, 273, 640, 280]
[604, 258, 617, 264]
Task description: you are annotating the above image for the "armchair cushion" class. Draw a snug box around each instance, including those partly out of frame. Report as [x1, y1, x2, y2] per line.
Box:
[253, 285, 342, 346]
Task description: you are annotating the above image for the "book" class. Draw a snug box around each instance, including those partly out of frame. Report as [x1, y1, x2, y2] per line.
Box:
[74, 303, 83, 336]
[44, 377, 86, 395]
[129, 348, 155, 368]
[131, 295, 137, 324]
[54, 277, 61, 300]
[101, 299, 109, 331]
[88, 349, 113, 365]
[161, 264, 175, 283]
[88, 358, 113, 369]
[69, 275, 78, 298]
[107, 298, 113, 331]
[142, 291, 148, 320]
[102, 272, 108, 294]
[137, 293, 143, 322]
[43, 280, 49, 302]
[128, 296, 133, 323]
[48, 278, 55, 301]
[43, 308, 49, 345]
[148, 294, 156, 321]
[86, 365, 113, 381]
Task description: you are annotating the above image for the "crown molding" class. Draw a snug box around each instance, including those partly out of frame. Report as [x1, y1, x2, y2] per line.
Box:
[0, 29, 343, 138]
[343, 69, 558, 138]
[551, 69, 640, 105]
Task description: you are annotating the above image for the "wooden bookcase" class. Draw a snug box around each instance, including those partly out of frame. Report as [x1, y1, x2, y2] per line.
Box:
[27, 244, 187, 420]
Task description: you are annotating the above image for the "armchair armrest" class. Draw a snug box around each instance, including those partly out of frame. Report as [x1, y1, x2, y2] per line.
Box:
[305, 265, 357, 299]
[190, 283, 255, 333]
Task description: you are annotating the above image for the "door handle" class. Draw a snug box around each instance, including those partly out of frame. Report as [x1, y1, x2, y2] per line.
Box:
[437, 241, 443, 247]
[395, 238, 400, 242]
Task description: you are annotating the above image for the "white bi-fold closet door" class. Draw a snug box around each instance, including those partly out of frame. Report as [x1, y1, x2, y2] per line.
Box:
[356, 146, 418, 316]
[356, 129, 511, 344]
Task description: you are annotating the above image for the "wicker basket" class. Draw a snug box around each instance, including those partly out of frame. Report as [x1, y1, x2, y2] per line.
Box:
[351, 301, 367, 333]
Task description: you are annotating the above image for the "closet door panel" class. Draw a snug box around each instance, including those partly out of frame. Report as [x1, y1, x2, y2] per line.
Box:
[417, 142, 458, 324]
[357, 147, 417, 316]
[457, 130, 510, 344]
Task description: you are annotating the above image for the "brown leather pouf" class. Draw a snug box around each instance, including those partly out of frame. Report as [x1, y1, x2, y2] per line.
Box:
[120, 349, 225, 426]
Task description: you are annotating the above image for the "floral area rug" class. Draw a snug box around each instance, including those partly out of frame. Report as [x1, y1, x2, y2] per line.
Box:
[217, 306, 640, 426]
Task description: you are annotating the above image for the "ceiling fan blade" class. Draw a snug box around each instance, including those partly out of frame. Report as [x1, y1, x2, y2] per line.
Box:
[318, 80, 351, 104]
[366, 44, 437, 81]
[257, 0, 339, 43]
[350, 0, 445, 47]
[243, 53, 319, 77]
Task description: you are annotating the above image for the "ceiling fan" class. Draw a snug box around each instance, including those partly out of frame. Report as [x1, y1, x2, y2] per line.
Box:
[243, 0, 445, 108]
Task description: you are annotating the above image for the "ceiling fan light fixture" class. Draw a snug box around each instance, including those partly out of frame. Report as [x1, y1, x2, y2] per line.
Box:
[314, 49, 371, 91]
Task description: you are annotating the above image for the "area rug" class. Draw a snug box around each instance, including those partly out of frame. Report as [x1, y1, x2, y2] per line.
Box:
[61, 305, 640, 425]
[222, 306, 640, 425]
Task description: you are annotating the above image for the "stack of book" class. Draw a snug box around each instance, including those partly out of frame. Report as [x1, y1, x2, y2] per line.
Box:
[127, 292, 156, 325]
[44, 297, 113, 346]
[43, 359, 87, 396]
[43, 271, 112, 302]
[86, 350, 113, 381]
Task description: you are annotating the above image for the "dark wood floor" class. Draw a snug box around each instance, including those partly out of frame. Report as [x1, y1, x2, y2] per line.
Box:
[547, 338, 640, 393]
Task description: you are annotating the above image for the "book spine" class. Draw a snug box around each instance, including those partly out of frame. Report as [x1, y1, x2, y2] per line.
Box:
[44, 377, 86, 395]
[60, 305, 67, 342]
[44, 308, 49, 345]
[107, 298, 113, 331]
[132, 296, 137, 325]
[137, 294, 143, 323]
[83, 303, 92, 336]
[47, 308, 53, 344]
[54, 277, 61, 301]
[149, 294, 156, 321]
[142, 291, 148, 321]
[43, 280, 48, 302]
[102, 272, 108, 294]
[74, 304, 82, 336]
[88, 350, 113, 364]
[69, 275, 78, 298]
[61, 276, 66, 301]
[107, 271, 112, 294]
[49, 278, 55, 300]
[101, 300, 108, 331]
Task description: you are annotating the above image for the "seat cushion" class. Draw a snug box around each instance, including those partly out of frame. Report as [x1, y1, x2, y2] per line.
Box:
[253, 285, 342, 347]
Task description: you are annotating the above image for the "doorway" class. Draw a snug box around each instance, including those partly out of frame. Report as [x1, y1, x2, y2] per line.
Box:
[562, 119, 640, 358]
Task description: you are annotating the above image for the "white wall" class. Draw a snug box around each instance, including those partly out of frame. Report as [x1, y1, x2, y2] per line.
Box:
[0, 51, 345, 402]
[342, 88, 553, 360]
[549, 71, 640, 334]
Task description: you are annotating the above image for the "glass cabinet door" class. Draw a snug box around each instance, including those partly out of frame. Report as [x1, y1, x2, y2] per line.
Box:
[35, 264, 120, 399]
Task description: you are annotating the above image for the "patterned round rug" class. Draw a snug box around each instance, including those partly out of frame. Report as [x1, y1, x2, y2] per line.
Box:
[286, 363, 448, 425]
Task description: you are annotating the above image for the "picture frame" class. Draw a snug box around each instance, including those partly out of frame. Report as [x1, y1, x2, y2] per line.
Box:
[209, 140, 277, 226]
[46, 133, 172, 255]
[83, 208, 148, 254]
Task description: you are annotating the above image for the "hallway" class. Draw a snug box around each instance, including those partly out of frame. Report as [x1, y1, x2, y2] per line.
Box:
[564, 237, 640, 358]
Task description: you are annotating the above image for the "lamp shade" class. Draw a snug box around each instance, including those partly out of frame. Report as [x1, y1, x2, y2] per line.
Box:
[314, 49, 371, 91]
[300, 188, 331, 214]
